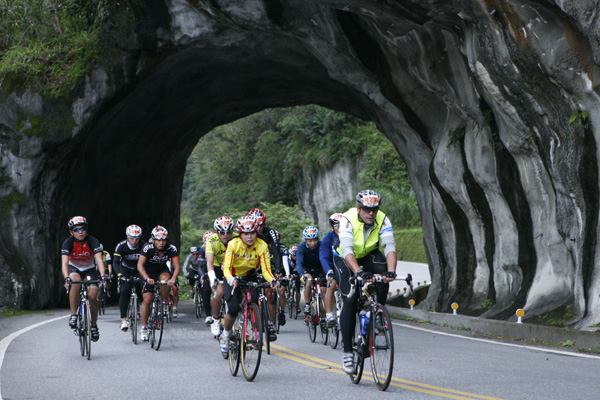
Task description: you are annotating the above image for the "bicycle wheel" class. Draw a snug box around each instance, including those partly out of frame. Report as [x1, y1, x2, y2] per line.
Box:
[241, 303, 262, 381]
[318, 293, 328, 345]
[85, 300, 92, 360]
[370, 305, 394, 390]
[150, 300, 157, 348]
[273, 293, 280, 334]
[261, 299, 271, 355]
[194, 286, 202, 319]
[229, 325, 241, 376]
[129, 294, 138, 344]
[329, 295, 342, 349]
[155, 300, 164, 351]
[78, 303, 86, 356]
[307, 297, 316, 342]
[350, 315, 365, 384]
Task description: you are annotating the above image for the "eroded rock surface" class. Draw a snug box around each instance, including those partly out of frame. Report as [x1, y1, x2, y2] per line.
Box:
[2, 0, 600, 328]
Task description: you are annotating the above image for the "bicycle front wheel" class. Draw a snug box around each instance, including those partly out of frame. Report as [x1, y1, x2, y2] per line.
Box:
[307, 298, 316, 343]
[194, 289, 202, 319]
[155, 300, 164, 351]
[241, 303, 262, 381]
[85, 300, 92, 360]
[129, 295, 138, 344]
[229, 328, 241, 376]
[318, 294, 328, 345]
[350, 316, 365, 384]
[261, 299, 271, 355]
[78, 304, 85, 356]
[150, 301, 157, 348]
[289, 287, 298, 319]
[370, 305, 394, 390]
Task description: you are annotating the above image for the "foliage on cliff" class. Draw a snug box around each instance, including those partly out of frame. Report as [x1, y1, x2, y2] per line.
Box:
[0, 0, 108, 98]
[181, 105, 421, 231]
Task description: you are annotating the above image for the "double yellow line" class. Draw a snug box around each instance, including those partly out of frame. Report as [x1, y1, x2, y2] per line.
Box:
[271, 344, 504, 400]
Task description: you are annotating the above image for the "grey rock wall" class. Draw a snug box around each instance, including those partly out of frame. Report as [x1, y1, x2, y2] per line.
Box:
[2, 0, 600, 329]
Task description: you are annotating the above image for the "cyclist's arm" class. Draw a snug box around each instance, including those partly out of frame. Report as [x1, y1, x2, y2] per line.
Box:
[137, 255, 150, 281]
[61, 254, 70, 279]
[259, 249, 275, 282]
[113, 252, 123, 275]
[319, 235, 332, 274]
[94, 252, 106, 276]
[169, 256, 180, 284]
[182, 255, 190, 276]
[281, 254, 291, 276]
[296, 246, 305, 276]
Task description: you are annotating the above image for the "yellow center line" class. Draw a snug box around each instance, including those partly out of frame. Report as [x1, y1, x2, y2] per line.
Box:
[271, 344, 505, 400]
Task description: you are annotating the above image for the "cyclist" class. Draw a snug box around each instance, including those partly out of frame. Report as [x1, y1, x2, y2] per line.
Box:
[99, 248, 113, 301]
[114, 224, 145, 331]
[207, 216, 236, 336]
[219, 215, 277, 353]
[249, 208, 282, 326]
[137, 225, 180, 341]
[199, 232, 214, 323]
[61, 216, 106, 342]
[285, 245, 301, 314]
[297, 226, 328, 315]
[333, 190, 397, 374]
[321, 213, 343, 327]
[166, 259, 180, 317]
[184, 244, 211, 321]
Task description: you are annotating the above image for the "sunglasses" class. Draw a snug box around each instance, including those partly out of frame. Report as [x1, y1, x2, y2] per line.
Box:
[73, 227, 86, 233]
[360, 206, 379, 213]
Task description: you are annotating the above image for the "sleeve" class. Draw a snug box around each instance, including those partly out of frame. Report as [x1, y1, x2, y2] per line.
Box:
[88, 236, 103, 254]
[269, 229, 282, 273]
[296, 244, 305, 276]
[259, 247, 275, 282]
[338, 217, 355, 259]
[319, 234, 333, 273]
[379, 216, 396, 256]
[113, 243, 123, 274]
[281, 250, 291, 276]
[182, 255, 190, 276]
[222, 242, 234, 281]
[61, 238, 72, 256]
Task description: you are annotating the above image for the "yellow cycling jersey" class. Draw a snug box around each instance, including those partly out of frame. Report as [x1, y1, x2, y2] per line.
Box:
[222, 237, 275, 282]
[205, 233, 236, 267]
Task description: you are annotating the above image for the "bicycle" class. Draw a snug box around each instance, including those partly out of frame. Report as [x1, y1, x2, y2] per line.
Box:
[118, 276, 142, 344]
[304, 276, 328, 345]
[347, 273, 412, 391]
[272, 276, 284, 334]
[97, 280, 108, 315]
[286, 274, 300, 320]
[328, 287, 343, 349]
[148, 281, 169, 350]
[227, 279, 271, 381]
[192, 275, 205, 319]
[257, 283, 274, 355]
[67, 279, 100, 360]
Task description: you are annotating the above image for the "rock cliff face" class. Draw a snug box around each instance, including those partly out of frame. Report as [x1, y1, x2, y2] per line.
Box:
[2, 0, 600, 327]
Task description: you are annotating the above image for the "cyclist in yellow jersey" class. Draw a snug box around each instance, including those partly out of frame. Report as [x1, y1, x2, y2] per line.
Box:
[219, 215, 276, 353]
[206, 216, 236, 336]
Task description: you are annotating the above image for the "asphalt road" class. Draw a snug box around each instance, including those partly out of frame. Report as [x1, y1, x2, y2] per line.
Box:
[1, 301, 599, 400]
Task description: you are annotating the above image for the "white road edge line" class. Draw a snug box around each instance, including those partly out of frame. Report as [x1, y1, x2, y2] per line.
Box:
[393, 321, 600, 360]
[0, 314, 68, 400]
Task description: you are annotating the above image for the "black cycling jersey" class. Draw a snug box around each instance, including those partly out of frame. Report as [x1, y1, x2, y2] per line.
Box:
[259, 225, 282, 273]
[61, 236, 103, 271]
[113, 239, 146, 274]
[140, 242, 179, 276]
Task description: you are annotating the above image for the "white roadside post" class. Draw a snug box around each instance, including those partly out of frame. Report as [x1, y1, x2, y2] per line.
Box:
[451, 302, 459, 315]
[516, 308, 524, 323]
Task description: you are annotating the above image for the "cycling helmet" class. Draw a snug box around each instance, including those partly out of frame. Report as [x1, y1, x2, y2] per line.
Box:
[68, 216, 87, 230]
[329, 213, 344, 226]
[248, 208, 266, 226]
[356, 189, 381, 208]
[126, 224, 142, 238]
[151, 225, 168, 240]
[289, 246, 298, 256]
[203, 230, 215, 242]
[237, 215, 259, 233]
[190, 245, 200, 253]
[214, 216, 234, 234]
[303, 226, 319, 239]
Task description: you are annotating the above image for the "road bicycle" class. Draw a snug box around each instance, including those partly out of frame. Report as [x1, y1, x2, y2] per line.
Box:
[192, 275, 205, 319]
[272, 276, 284, 334]
[227, 279, 271, 381]
[97, 280, 108, 315]
[148, 281, 169, 350]
[286, 274, 300, 320]
[328, 287, 343, 349]
[257, 283, 274, 355]
[67, 278, 100, 360]
[347, 273, 413, 391]
[118, 276, 142, 344]
[304, 276, 328, 345]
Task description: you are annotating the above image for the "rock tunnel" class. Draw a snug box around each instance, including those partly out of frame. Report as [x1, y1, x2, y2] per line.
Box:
[2, 1, 600, 328]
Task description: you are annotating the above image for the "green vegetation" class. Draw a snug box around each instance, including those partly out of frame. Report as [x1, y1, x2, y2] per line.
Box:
[0, 189, 25, 221]
[1, 309, 50, 318]
[394, 228, 427, 263]
[0, 0, 108, 98]
[482, 299, 494, 310]
[528, 305, 575, 327]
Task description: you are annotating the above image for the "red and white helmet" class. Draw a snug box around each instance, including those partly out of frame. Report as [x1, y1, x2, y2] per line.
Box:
[125, 224, 142, 239]
[203, 230, 215, 242]
[214, 216, 234, 234]
[329, 213, 344, 226]
[356, 190, 381, 208]
[248, 208, 266, 226]
[151, 225, 168, 240]
[237, 215, 259, 233]
[68, 216, 87, 230]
